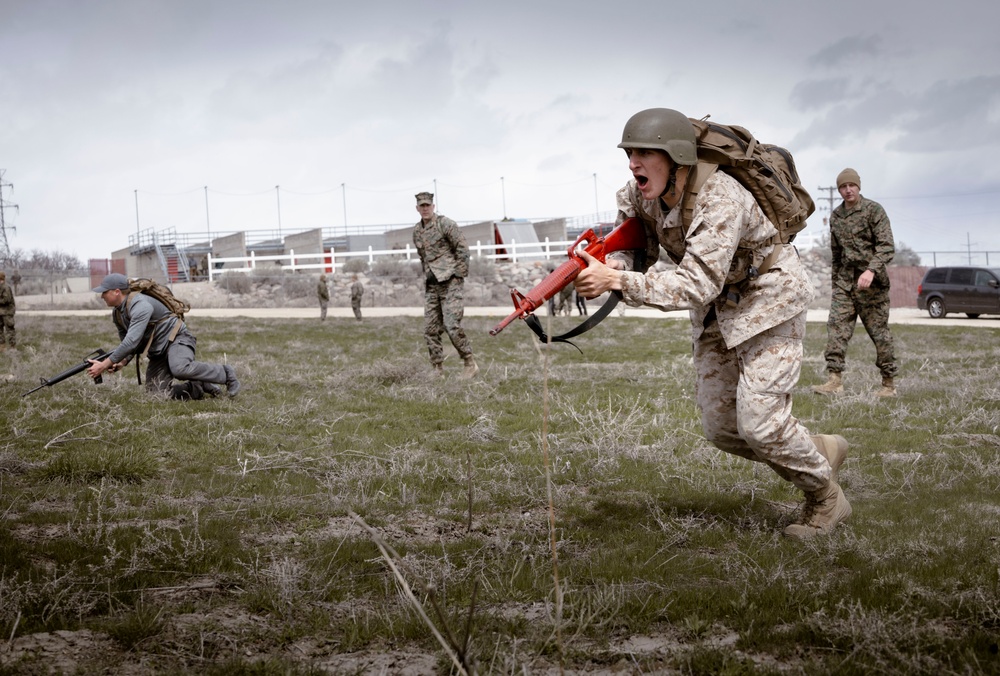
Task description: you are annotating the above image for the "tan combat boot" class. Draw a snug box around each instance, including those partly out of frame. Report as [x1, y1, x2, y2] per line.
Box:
[461, 357, 479, 379]
[811, 434, 848, 484]
[875, 377, 897, 398]
[811, 372, 844, 395]
[783, 482, 853, 539]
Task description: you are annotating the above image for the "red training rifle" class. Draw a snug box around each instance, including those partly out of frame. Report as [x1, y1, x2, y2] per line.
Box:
[489, 217, 647, 339]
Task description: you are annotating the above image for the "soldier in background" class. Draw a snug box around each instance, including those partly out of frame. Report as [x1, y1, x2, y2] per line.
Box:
[317, 273, 330, 321]
[412, 192, 478, 378]
[812, 168, 898, 398]
[350, 275, 364, 321]
[0, 271, 15, 350]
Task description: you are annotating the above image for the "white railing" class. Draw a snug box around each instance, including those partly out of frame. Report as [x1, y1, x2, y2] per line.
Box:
[206, 238, 576, 279]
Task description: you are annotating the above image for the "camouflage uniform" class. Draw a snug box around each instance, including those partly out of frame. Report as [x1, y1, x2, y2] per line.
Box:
[824, 196, 897, 380]
[0, 276, 14, 348]
[317, 276, 329, 321]
[413, 212, 474, 366]
[351, 279, 364, 321]
[612, 171, 831, 492]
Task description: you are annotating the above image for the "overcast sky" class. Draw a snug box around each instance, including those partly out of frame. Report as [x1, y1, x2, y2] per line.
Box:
[3, 0, 999, 265]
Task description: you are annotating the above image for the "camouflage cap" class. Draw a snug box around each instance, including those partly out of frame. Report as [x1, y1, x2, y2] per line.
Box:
[836, 168, 861, 189]
[415, 192, 434, 205]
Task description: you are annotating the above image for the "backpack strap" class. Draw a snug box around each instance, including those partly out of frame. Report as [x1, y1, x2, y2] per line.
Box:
[680, 162, 718, 232]
[115, 292, 183, 384]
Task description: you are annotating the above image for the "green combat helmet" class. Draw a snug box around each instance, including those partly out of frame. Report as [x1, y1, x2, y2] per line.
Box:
[618, 108, 698, 166]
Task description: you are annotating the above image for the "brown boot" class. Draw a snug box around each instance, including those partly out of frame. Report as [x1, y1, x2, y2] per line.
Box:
[811, 434, 848, 484]
[875, 377, 897, 398]
[783, 482, 852, 539]
[812, 372, 844, 395]
[461, 357, 479, 379]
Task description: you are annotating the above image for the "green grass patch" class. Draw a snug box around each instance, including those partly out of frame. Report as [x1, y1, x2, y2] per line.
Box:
[2, 313, 999, 673]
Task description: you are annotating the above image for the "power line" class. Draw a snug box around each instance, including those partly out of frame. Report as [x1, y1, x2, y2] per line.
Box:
[0, 169, 20, 261]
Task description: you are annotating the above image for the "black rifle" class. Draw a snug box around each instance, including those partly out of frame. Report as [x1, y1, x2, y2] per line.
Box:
[22, 349, 113, 397]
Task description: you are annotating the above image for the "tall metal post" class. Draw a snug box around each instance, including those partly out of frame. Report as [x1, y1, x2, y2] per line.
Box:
[204, 186, 211, 240]
[275, 185, 282, 237]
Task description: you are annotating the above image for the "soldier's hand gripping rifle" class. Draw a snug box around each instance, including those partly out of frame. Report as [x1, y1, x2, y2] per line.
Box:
[21, 349, 113, 397]
[489, 217, 648, 346]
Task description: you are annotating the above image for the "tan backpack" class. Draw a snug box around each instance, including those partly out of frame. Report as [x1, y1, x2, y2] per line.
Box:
[681, 118, 815, 245]
[124, 278, 191, 320]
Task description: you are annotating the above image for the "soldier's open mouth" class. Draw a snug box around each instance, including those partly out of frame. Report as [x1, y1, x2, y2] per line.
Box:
[635, 175, 648, 187]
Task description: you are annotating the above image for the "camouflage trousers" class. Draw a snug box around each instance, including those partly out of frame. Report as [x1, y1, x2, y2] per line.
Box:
[694, 310, 831, 492]
[351, 299, 362, 321]
[319, 299, 328, 321]
[823, 281, 897, 379]
[0, 314, 14, 346]
[423, 276, 473, 365]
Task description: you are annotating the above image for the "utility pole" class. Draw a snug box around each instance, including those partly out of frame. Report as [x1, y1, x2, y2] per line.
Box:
[0, 169, 19, 261]
[815, 185, 838, 215]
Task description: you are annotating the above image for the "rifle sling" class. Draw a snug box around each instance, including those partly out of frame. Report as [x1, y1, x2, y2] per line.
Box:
[524, 292, 622, 353]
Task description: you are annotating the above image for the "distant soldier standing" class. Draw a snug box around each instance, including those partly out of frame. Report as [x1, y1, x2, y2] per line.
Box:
[813, 168, 898, 397]
[317, 274, 329, 321]
[350, 275, 364, 321]
[0, 271, 15, 349]
[412, 192, 478, 377]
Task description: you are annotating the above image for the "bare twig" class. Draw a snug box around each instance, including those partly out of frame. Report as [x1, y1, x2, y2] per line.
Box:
[43, 421, 104, 449]
[349, 511, 468, 676]
[466, 450, 474, 533]
[5, 611, 21, 649]
[540, 313, 565, 674]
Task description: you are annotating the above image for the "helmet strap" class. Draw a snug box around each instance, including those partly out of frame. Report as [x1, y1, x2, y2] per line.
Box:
[661, 164, 680, 200]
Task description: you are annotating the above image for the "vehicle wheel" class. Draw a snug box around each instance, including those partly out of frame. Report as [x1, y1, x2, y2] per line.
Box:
[927, 297, 946, 318]
[966, 313, 980, 319]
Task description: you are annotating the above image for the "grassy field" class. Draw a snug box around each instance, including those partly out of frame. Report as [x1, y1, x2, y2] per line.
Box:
[1, 312, 999, 675]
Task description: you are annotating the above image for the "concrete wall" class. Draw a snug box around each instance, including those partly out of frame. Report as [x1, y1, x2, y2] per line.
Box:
[284, 228, 323, 255]
[888, 266, 926, 308]
[109, 246, 164, 282]
[212, 232, 246, 268]
[463, 221, 495, 250]
[385, 225, 414, 251]
[346, 233, 387, 253]
[533, 218, 567, 244]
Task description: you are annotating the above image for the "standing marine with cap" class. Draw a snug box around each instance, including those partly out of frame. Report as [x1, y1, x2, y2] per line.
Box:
[573, 108, 851, 539]
[812, 168, 898, 397]
[412, 192, 478, 378]
[87, 273, 240, 399]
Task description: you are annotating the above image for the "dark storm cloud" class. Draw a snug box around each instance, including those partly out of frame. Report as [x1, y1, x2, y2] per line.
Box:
[3, 0, 999, 259]
[790, 75, 1000, 154]
[808, 34, 883, 68]
[789, 78, 851, 112]
[889, 75, 1000, 153]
